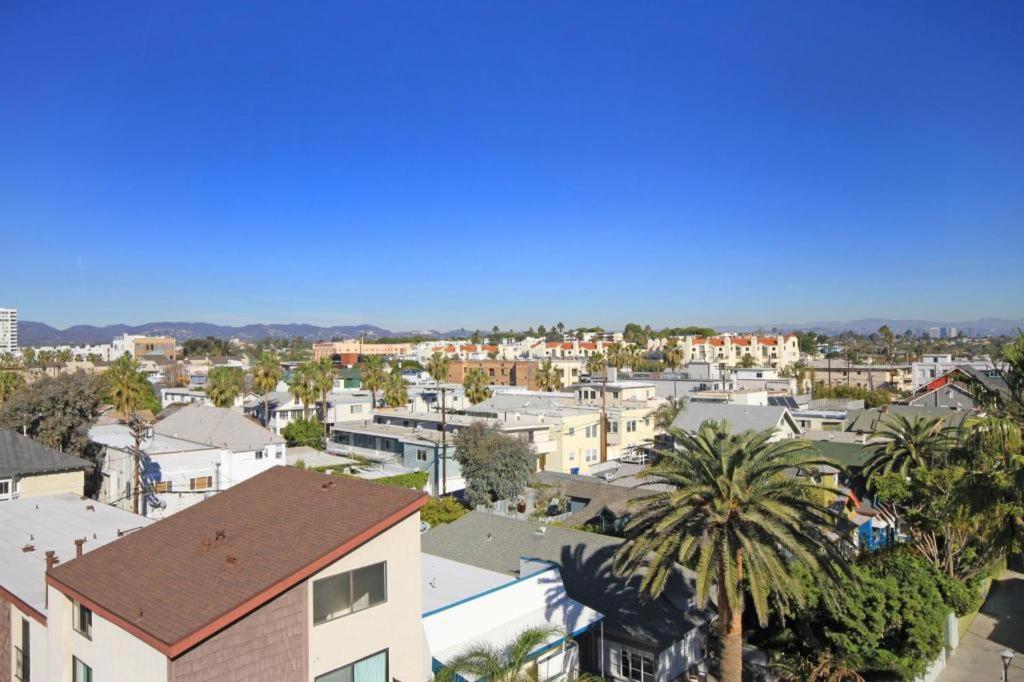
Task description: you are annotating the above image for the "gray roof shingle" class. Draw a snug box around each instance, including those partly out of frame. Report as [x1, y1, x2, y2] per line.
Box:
[421, 512, 708, 649]
[154, 404, 284, 452]
[0, 429, 89, 478]
[671, 402, 795, 434]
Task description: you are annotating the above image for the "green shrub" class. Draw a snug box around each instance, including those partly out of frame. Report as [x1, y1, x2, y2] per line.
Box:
[282, 418, 324, 449]
[374, 470, 429, 490]
[936, 573, 984, 616]
[421, 497, 468, 527]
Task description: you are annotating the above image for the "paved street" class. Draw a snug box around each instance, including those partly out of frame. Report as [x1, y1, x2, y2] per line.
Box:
[940, 563, 1024, 682]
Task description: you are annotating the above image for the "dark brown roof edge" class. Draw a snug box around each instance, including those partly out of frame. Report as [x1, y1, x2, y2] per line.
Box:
[47, 492, 428, 659]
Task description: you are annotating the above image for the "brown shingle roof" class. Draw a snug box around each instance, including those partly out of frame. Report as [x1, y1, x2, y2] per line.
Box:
[47, 466, 426, 658]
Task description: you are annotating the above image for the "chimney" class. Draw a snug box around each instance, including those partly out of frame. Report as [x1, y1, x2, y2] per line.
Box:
[45, 551, 58, 570]
[75, 538, 85, 558]
[880, 405, 888, 414]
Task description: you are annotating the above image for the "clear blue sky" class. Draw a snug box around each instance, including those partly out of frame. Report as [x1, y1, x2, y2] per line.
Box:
[1, 2, 1022, 331]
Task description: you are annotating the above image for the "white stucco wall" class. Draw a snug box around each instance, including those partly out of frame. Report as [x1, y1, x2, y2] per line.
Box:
[306, 513, 423, 682]
[9, 602, 49, 682]
[47, 585, 168, 682]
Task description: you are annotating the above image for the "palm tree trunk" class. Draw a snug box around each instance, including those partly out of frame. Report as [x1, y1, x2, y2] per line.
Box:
[720, 604, 744, 682]
[719, 553, 745, 682]
[322, 389, 330, 438]
[263, 393, 269, 427]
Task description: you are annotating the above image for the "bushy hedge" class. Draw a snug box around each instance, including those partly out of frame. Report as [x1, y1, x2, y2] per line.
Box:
[421, 497, 468, 527]
[374, 470, 429, 490]
[304, 465, 428, 490]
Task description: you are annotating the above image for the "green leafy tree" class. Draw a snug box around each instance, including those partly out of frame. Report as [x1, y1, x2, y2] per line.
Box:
[463, 367, 492, 405]
[812, 384, 891, 408]
[282, 417, 324, 449]
[384, 363, 409, 407]
[0, 372, 101, 454]
[206, 366, 245, 408]
[436, 626, 563, 682]
[252, 352, 283, 426]
[738, 353, 757, 368]
[613, 422, 851, 682]
[759, 549, 947, 680]
[453, 422, 538, 508]
[361, 355, 387, 408]
[0, 370, 26, 404]
[536, 359, 563, 392]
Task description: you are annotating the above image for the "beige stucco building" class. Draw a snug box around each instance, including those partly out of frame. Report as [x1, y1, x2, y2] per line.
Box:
[313, 340, 413, 360]
[43, 467, 427, 682]
[652, 333, 801, 368]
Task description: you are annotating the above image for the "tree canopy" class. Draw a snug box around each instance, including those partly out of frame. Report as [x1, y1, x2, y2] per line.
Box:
[453, 422, 537, 508]
[0, 372, 101, 454]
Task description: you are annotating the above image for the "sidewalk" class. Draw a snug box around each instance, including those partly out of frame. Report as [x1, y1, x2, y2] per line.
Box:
[939, 564, 1024, 681]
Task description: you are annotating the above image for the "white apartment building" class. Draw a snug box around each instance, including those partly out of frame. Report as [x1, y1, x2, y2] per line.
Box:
[29, 343, 115, 361]
[911, 354, 994, 390]
[91, 405, 285, 518]
[653, 333, 801, 368]
[0, 308, 17, 354]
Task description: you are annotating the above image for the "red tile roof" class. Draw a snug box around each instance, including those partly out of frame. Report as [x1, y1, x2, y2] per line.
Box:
[47, 467, 426, 658]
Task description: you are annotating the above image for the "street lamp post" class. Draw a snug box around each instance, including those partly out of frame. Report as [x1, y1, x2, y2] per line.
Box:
[1001, 649, 1015, 682]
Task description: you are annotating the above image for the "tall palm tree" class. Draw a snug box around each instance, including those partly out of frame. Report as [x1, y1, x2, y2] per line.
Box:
[862, 414, 949, 487]
[877, 325, 895, 365]
[536, 359, 563, 392]
[384, 363, 408, 407]
[436, 626, 563, 682]
[463, 367, 492, 405]
[105, 354, 149, 418]
[206, 366, 245, 408]
[361, 355, 387, 408]
[663, 338, 684, 397]
[312, 357, 336, 437]
[651, 395, 687, 431]
[587, 352, 610, 462]
[0, 370, 26, 404]
[426, 352, 452, 492]
[252, 351, 282, 426]
[614, 422, 850, 682]
[289, 362, 318, 420]
[606, 342, 627, 373]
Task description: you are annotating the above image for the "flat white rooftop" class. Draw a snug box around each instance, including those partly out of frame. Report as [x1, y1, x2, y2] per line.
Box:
[421, 552, 512, 613]
[0, 494, 153, 618]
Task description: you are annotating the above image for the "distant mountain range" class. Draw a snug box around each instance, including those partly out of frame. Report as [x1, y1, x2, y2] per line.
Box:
[713, 318, 1024, 336]
[17, 318, 1023, 346]
[18, 321, 468, 346]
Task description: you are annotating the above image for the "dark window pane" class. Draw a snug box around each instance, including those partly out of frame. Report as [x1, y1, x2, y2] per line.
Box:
[352, 563, 386, 611]
[313, 573, 352, 624]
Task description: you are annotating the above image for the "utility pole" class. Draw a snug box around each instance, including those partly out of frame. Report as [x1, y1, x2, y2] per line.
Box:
[128, 412, 146, 516]
[600, 367, 608, 463]
[439, 386, 448, 494]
